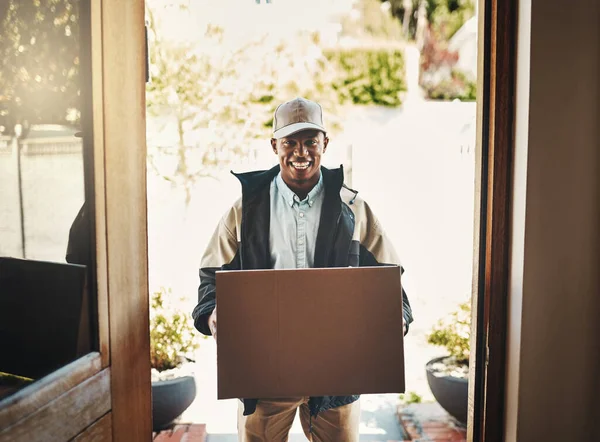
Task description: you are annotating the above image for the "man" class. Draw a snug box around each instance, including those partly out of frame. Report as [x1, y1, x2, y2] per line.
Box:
[192, 97, 413, 442]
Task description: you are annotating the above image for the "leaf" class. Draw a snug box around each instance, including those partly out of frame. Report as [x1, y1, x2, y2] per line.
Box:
[149, 287, 200, 372]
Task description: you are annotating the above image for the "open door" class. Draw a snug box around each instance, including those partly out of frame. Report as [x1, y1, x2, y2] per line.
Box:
[0, 1, 151, 440]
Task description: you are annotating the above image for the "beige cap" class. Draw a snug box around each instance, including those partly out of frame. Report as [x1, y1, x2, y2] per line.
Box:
[272, 97, 326, 139]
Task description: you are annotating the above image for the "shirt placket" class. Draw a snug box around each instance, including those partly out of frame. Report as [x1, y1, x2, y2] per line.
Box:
[296, 200, 307, 268]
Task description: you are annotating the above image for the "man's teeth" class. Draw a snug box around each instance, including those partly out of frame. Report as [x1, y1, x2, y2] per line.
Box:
[292, 162, 310, 169]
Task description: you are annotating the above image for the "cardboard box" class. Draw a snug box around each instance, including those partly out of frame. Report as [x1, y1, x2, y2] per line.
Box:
[216, 266, 405, 399]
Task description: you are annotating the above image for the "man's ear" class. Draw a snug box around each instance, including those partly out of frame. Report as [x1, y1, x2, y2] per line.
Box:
[271, 138, 278, 154]
[323, 135, 329, 153]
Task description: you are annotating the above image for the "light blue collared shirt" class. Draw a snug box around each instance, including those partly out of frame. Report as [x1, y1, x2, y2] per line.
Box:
[269, 171, 325, 269]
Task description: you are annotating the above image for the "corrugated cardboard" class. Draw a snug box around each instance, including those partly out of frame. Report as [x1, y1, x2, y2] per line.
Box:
[216, 266, 405, 400]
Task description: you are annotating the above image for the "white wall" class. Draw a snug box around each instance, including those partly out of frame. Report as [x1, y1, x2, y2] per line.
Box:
[505, 0, 600, 440]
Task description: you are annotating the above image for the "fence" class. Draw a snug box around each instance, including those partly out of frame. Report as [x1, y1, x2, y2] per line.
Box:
[0, 136, 85, 261]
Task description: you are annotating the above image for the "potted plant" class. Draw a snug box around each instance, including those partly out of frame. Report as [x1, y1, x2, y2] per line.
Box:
[425, 301, 471, 425]
[150, 287, 199, 431]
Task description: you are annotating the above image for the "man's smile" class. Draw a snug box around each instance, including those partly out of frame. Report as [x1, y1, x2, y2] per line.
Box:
[290, 161, 312, 171]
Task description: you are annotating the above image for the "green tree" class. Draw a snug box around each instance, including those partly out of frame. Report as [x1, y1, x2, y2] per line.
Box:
[427, 0, 475, 40]
[384, 0, 474, 41]
[145, 2, 342, 204]
[0, 0, 80, 135]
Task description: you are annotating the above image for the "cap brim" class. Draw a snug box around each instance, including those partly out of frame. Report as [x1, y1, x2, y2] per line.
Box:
[273, 122, 326, 139]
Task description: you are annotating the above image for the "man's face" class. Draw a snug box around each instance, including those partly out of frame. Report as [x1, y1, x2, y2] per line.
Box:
[271, 129, 329, 192]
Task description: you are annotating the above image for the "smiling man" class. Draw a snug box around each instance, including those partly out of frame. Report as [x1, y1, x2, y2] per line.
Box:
[192, 97, 413, 442]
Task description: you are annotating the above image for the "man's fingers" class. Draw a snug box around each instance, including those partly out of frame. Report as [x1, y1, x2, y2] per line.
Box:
[209, 307, 217, 340]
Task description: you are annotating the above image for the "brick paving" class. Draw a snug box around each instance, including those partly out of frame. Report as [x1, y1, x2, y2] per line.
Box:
[398, 403, 467, 442]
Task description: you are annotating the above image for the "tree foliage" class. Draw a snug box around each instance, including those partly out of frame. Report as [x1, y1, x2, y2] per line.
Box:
[0, 0, 80, 134]
[339, 0, 404, 42]
[145, 2, 342, 203]
[384, 0, 474, 41]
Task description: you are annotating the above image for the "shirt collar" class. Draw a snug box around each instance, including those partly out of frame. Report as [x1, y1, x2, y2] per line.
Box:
[275, 170, 324, 207]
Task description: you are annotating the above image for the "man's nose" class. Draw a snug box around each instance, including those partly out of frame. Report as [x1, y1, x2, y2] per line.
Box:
[295, 144, 308, 157]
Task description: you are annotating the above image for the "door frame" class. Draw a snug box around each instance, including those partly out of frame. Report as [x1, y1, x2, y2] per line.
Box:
[468, 0, 517, 441]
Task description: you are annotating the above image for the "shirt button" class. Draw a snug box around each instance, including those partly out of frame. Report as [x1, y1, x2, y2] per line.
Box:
[299, 212, 304, 218]
[298, 239, 304, 245]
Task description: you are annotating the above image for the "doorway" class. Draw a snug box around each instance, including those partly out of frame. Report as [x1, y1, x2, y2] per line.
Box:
[144, 1, 511, 441]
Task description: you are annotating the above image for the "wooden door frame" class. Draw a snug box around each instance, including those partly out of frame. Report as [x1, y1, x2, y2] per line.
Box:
[92, 0, 152, 440]
[468, 0, 517, 441]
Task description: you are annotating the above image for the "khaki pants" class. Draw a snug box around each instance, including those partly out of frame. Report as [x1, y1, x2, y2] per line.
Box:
[237, 397, 360, 442]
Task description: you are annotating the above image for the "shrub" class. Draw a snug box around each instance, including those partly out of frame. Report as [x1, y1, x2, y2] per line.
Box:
[424, 70, 476, 101]
[419, 24, 476, 101]
[426, 301, 471, 365]
[427, 0, 476, 41]
[150, 288, 199, 372]
[383, 0, 475, 42]
[324, 48, 407, 107]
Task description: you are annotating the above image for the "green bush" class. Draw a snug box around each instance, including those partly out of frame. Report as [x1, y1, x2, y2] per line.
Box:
[419, 22, 477, 101]
[324, 48, 407, 107]
[426, 301, 471, 365]
[150, 288, 199, 372]
[427, 0, 476, 41]
[424, 70, 476, 101]
[384, 0, 475, 42]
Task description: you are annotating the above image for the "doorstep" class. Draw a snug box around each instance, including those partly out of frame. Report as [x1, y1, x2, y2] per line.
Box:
[153, 423, 207, 442]
[397, 402, 467, 442]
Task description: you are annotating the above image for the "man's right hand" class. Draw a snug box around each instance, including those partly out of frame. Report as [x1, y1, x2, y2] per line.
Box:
[208, 306, 217, 341]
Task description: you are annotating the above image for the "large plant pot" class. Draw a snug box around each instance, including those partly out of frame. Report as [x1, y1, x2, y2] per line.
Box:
[152, 375, 197, 431]
[426, 356, 468, 425]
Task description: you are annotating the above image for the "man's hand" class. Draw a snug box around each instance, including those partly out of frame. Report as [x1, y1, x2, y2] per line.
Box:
[208, 306, 217, 341]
